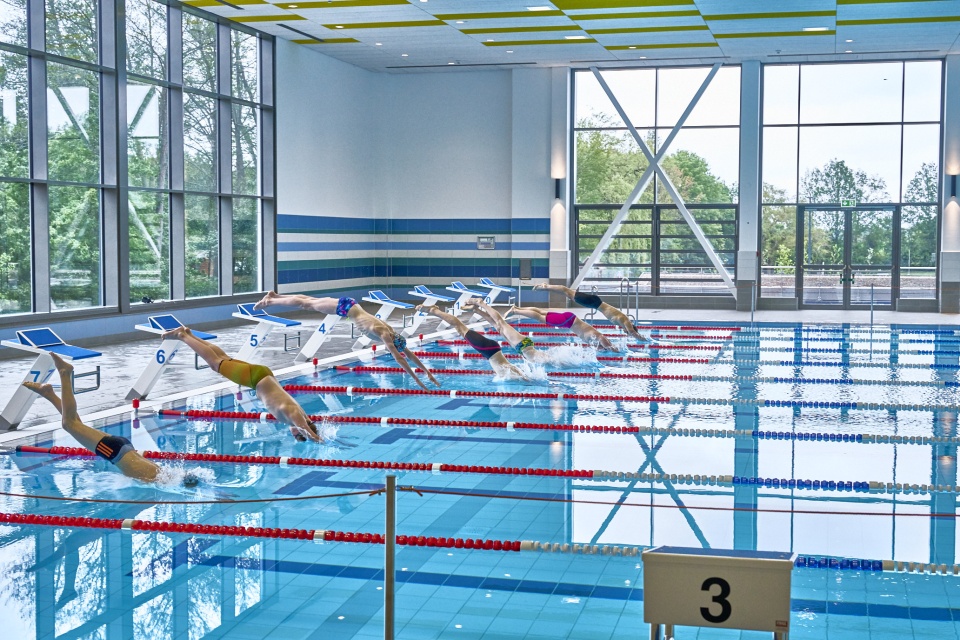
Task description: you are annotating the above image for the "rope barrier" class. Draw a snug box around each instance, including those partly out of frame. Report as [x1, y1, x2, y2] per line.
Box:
[409, 351, 713, 364]
[340, 364, 960, 390]
[156, 408, 956, 446]
[281, 384, 669, 404]
[18, 446, 957, 495]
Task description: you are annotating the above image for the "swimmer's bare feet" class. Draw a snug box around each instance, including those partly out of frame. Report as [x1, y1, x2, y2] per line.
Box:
[22, 381, 57, 399]
[49, 352, 73, 376]
[253, 290, 278, 311]
[504, 305, 517, 320]
[160, 326, 191, 341]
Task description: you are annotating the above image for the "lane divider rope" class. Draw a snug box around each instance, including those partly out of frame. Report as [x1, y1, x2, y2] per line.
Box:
[342, 365, 960, 389]
[281, 384, 669, 404]
[16, 446, 956, 495]
[156, 408, 956, 446]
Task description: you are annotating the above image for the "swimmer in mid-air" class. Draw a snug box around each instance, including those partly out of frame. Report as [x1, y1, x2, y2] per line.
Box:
[505, 306, 617, 351]
[458, 298, 550, 364]
[533, 283, 649, 342]
[161, 326, 325, 442]
[416, 305, 529, 380]
[255, 291, 440, 391]
[22, 353, 200, 485]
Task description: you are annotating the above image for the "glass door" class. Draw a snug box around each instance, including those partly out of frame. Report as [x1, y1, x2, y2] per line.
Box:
[798, 207, 895, 309]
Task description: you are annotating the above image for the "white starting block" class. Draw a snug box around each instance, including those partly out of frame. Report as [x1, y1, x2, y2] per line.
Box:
[353, 290, 413, 350]
[0, 328, 102, 430]
[127, 315, 217, 401]
[232, 303, 303, 361]
[404, 285, 455, 337]
[476, 277, 516, 306]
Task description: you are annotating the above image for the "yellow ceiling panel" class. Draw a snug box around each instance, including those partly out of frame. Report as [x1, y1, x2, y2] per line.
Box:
[587, 24, 709, 34]
[233, 13, 308, 22]
[276, 0, 407, 7]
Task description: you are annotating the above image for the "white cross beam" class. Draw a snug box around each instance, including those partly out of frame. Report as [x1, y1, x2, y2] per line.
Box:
[572, 63, 736, 299]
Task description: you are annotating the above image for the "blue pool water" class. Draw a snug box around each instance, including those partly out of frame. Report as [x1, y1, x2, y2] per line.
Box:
[1, 321, 959, 639]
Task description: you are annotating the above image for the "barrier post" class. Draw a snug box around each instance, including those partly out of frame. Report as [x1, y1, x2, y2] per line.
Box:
[750, 281, 757, 325]
[643, 546, 795, 640]
[384, 474, 396, 640]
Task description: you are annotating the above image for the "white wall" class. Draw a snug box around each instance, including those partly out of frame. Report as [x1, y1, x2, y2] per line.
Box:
[275, 38, 382, 219]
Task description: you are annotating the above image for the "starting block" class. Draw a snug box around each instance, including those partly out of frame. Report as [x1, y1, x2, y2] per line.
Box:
[0, 328, 102, 430]
[403, 285, 455, 337]
[476, 278, 516, 306]
[232, 303, 303, 361]
[127, 315, 217, 401]
[441, 281, 489, 328]
[294, 312, 342, 363]
[353, 291, 413, 350]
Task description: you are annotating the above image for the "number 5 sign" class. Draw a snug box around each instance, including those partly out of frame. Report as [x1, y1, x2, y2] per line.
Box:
[642, 546, 796, 639]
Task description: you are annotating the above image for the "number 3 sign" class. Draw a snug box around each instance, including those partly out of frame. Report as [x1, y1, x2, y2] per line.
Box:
[642, 546, 796, 639]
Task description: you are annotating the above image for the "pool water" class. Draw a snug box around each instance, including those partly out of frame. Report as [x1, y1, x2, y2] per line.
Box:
[0, 321, 958, 639]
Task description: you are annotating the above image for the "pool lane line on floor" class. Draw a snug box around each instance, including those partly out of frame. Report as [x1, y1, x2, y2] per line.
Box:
[156, 408, 954, 446]
[343, 364, 960, 389]
[15, 445, 959, 496]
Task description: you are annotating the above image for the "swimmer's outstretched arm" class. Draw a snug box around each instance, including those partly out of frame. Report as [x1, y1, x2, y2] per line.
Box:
[385, 342, 431, 390]
[403, 349, 441, 388]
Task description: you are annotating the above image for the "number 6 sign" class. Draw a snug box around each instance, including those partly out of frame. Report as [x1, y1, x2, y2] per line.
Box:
[642, 546, 796, 639]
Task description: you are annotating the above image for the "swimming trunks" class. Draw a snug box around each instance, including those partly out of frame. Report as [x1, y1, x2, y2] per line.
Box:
[336, 297, 357, 317]
[573, 291, 603, 310]
[95, 435, 135, 463]
[545, 311, 577, 329]
[463, 330, 502, 360]
[218, 358, 274, 389]
[393, 334, 407, 352]
[515, 336, 535, 353]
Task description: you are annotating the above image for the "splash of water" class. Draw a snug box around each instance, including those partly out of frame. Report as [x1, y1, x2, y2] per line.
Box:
[542, 343, 599, 367]
[155, 464, 216, 488]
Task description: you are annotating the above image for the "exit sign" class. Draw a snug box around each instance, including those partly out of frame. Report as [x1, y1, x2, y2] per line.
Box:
[841, 199, 857, 207]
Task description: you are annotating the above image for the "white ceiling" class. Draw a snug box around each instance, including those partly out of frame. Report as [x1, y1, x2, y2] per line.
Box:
[185, 0, 960, 72]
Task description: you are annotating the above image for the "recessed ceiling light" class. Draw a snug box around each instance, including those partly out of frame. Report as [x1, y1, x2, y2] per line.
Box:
[448, 61, 455, 65]
[506, 50, 513, 53]
[401, 53, 408, 56]
[486, 38, 494, 42]
[375, 42, 382, 45]
[565, 35, 588, 39]
[628, 46, 636, 49]
[335, 25, 343, 29]
[288, 3, 298, 7]
[639, 56, 646, 59]
[527, 5, 551, 10]
[845, 39, 853, 42]
[802, 27, 829, 32]
[845, 50, 852, 53]
[456, 20, 465, 24]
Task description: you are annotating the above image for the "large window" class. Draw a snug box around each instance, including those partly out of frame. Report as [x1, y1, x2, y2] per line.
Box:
[761, 61, 941, 301]
[0, 0, 274, 315]
[573, 66, 740, 295]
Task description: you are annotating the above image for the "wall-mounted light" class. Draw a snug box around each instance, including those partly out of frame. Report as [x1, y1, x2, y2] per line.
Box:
[950, 174, 958, 201]
[554, 178, 562, 202]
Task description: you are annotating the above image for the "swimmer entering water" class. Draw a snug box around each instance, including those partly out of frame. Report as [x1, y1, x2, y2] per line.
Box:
[415, 305, 530, 381]
[161, 326, 325, 442]
[460, 298, 551, 363]
[255, 291, 440, 391]
[506, 306, 617, 351]
[22, 353, 200, 486]
[533, 283, 649, 342]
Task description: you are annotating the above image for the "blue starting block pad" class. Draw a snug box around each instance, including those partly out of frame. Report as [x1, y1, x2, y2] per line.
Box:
[128, 315, 217, 401]
[135, 314, 216, 341]
[1, 328, 102, 430]
[478, 277, 516, 293]
[446, 281, 486, 298]
[232, 303, 304, 361]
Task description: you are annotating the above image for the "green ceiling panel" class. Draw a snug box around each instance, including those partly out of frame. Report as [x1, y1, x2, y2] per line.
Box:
[587, 24, 709, 34]
[483, 38, 599, 46]
[462, 25, 580, 34]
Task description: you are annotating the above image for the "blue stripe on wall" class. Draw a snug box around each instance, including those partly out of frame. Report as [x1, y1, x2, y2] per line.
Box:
[279, 264, 548, 284]
[277, 215, 550, 235]
[278, 241, 551, 252]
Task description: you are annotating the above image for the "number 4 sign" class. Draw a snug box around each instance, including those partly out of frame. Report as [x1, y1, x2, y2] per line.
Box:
[642, 547, 796, 639]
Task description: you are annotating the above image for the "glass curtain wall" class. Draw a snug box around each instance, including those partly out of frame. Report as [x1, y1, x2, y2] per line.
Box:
[573, 66, 740, 296]
[0, 0, 274, 316]
[760, 61, 942, 301]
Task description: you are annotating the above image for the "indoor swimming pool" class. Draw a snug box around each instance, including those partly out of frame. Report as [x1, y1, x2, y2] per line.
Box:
[0, 320, 958, 639]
